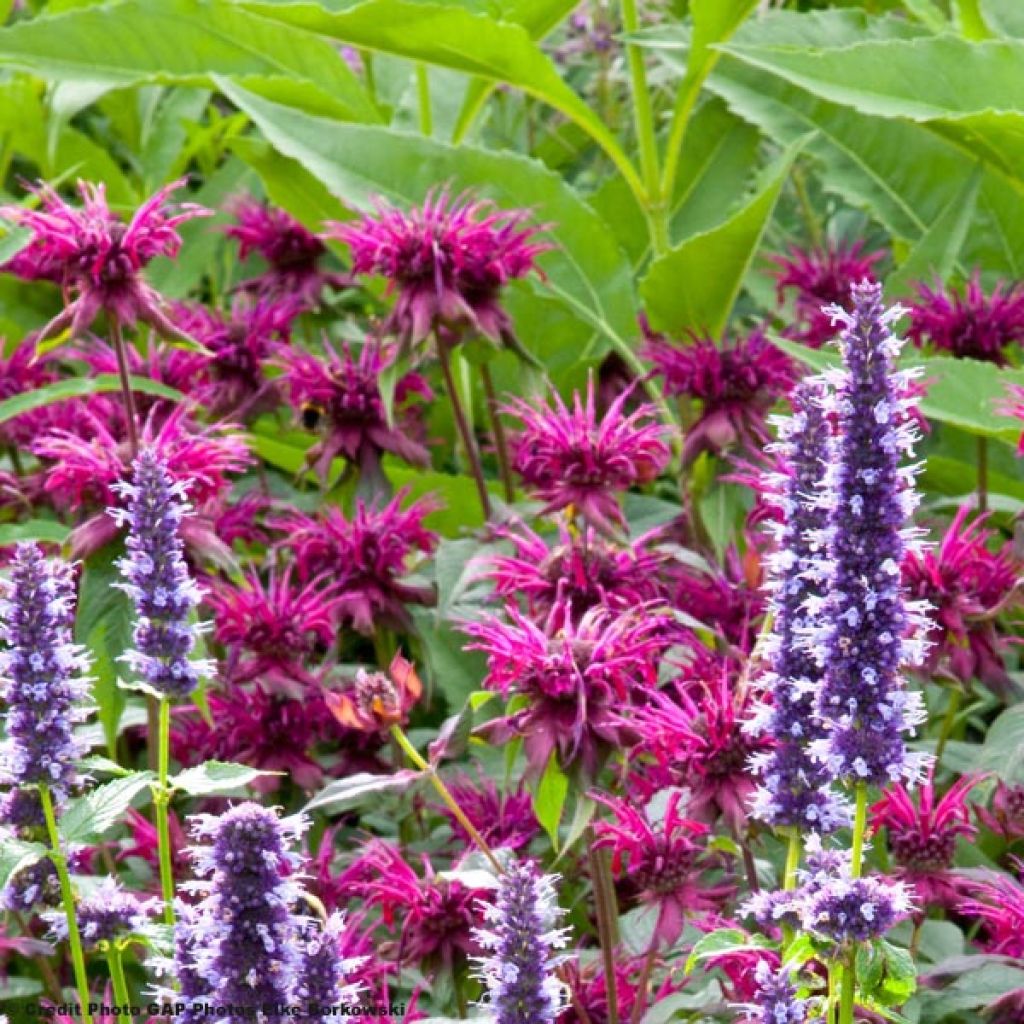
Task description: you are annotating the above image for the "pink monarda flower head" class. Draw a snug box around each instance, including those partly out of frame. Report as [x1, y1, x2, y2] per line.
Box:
[809, 282, 932, 787]
[278, 339, 433, 487]
[630, 659, 771, 833]
[641, 325, 796, 464]
[481, 519, 667, 621]
[225, 194, 349, 305]
[977, 781, 1024, 842]
[772, 240, 884, 348]
[346, 840, 484, 970]
[172, 296, 299, 416]
[959, 870, 1024, 958]
[907, 273, 1024, 364]
[206, 569, 346, 696]
[171, 688, 348, 794]
[505, 378, 671, 535]
[34, 407, 252, 560]
[870, 773, 981, 912]
[903, 507, 1022, 699]
[331, 188, 549, 353]
[1002, 383, 1024, 456]
[437, 773, 538, 853]
[592, 789, 730, 947]
[0, 340, 56, 447]
[560, 953, 687, 1024]
[465, 599, 669, 781]
[0, 178, 210, 340]
[274, 491, 438, 634]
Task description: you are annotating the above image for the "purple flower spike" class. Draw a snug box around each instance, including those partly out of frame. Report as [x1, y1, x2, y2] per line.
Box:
[733, 961, 812, 1024]
[747, 380, 848, 833]
[473, 860, 569, 1024]
[0, 543, 91, 817]
[801, 872, 913, 945]
[44, 877, 158, 950]
[811, 281, 931, 788]
[295, 912, 364, 1021]
[109, 448, 213, 699]
[177, 803, 308, 1019]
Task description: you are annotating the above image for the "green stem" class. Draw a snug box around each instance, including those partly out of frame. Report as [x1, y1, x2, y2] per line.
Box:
[850, 782, 868, 879]
[40, 785, 93, 1024]
[415, 63, 433, 137]
[620, 0, 666, 255]
[838, 952, 857, 1024]
[390, 725, 503, 875]
[934, 687, 963, 773]
[587, 832, 620, 1024]
[437, 342, 492, 520]
[827, 960, 839, 1024]
[106, 943, 131, 1010]
[479, 362, 515, 504]
[156, 698, 176, 927]
[110, 317, 139, 458]
[783, 829, 801, 891]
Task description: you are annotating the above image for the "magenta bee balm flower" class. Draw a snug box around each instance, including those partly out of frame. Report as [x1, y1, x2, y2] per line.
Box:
[506, 379, 671, 534]
[907, 273, 1024, 364]
[772, 241, 884, 348]
[331, 189, 549, 351]
[0, 178, 210, 340]
[642, 326, 795, 463]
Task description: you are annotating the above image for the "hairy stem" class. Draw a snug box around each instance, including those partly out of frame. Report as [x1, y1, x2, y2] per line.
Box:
[934, 687, 964, 773]
[587, 831, 620, 1024]
[41, 785, 93, 1024]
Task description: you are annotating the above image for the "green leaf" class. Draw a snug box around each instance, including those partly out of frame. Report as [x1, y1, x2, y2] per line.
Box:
[60, 771, 156, 843]
[304, 770, 420, 814]
[0, 374, 183, 427]
[640, 135, 806, 338]
[0, 0, 377, 121]
[75, 544, 135, 758]
[0, 837, 47, 894]
[410, 606, 488, 710]
[886, 165, 981, 298]
[0, 224, 30, 265]
[720, 35, 1024, 177]
[219, 79, 638, 356]
[0, 519, 71, 546]
[532, 752, 568, 850]
[238, 0, 637, 188]
[708, 42, 1024, 277]
[554, 792, 596, 863]
[0, 978, 43, 1000]
[685, 927, 771, 973]
[978, 704, 1024, 782]
[171, 761, 278, 796]
[770, 336, 1024, 443]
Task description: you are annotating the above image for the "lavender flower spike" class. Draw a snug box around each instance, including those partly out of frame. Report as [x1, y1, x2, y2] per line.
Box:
[747, 379, 847, 833]
[0, 543, 91, 822]
[295, 912, 365, 1022]
[176, 803, 308, 1021]
[44, 876, 158, 949]
[733, 960, 812, 1024]
[473, 860, 570, 1024]
[109, 448, 213, 699]
[810, 281, 931, 788]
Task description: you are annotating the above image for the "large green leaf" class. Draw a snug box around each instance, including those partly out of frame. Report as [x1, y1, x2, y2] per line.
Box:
[721, 35, 1024, 176]
[60, 771, 157, 843]
[238, 0, 638, 189]
[0, 520, 71, 546]
[218, 80, 638, 353]
[708, 51, 1024, 276]
[640, 137, 805, 338]
[0, 374, 183, 427]
[772, 336, 1024, 444]
[885, 166, 981, 298]
[0, 0, 377, 121]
